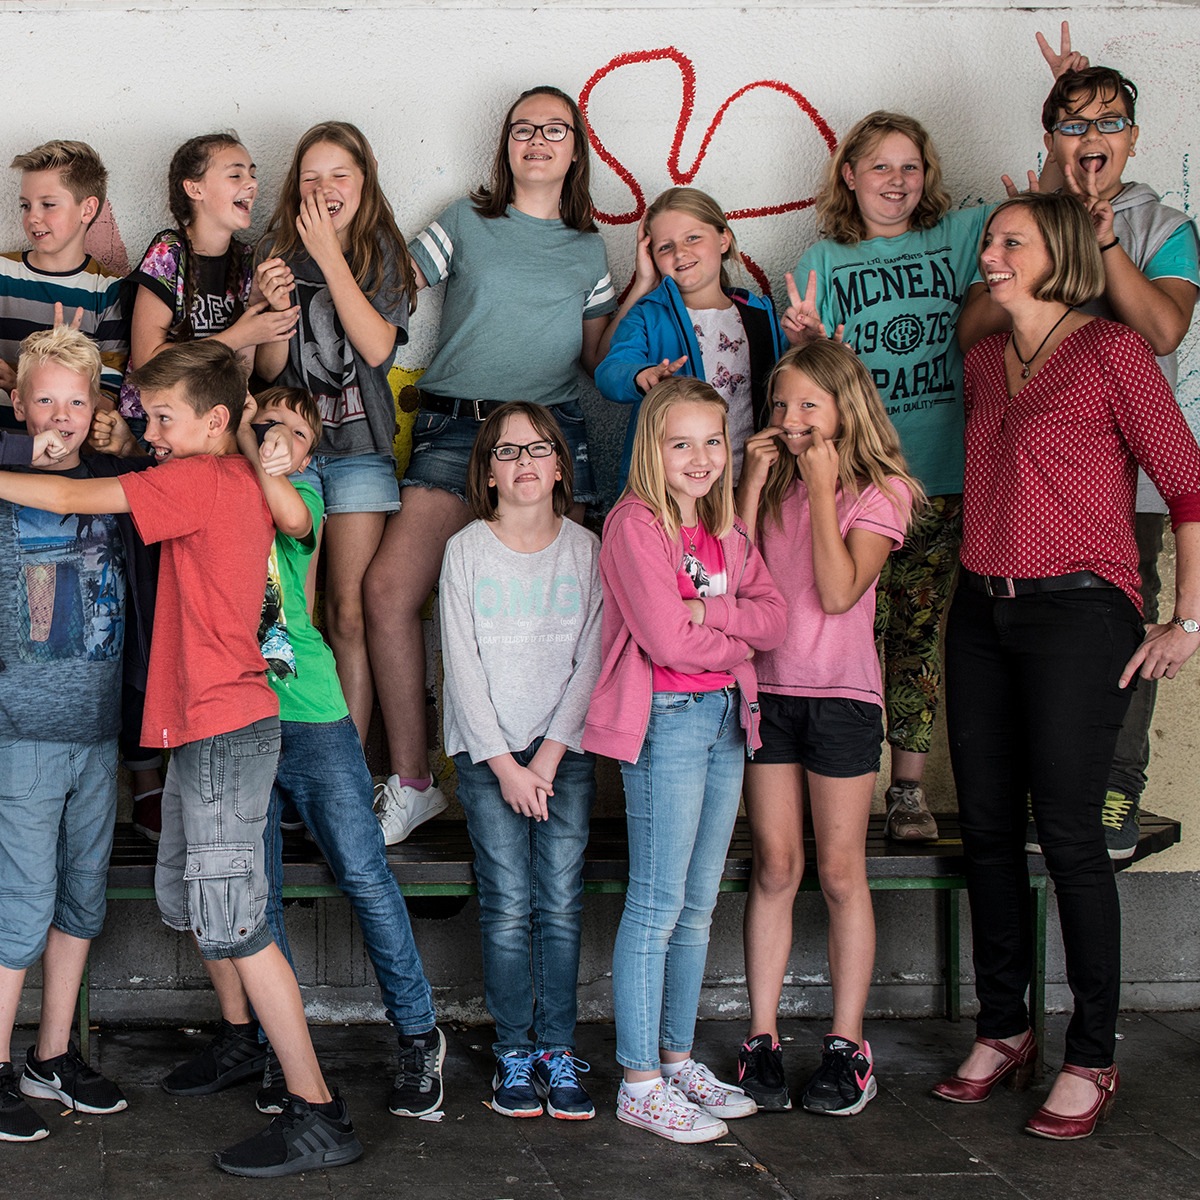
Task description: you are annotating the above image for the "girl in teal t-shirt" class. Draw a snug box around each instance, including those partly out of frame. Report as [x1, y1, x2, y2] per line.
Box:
[793, 112, 993, 843]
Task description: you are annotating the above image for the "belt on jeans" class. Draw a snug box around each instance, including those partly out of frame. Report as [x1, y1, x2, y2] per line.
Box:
[416, 390, 506, 422]
[961, 568, 1116, 599]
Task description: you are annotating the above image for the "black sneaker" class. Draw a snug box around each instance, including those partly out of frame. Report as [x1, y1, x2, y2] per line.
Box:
[390, 1026, 446, 1117]
[214, 1092, 363, 1178]
[255, 1047, 286, 1115]
[21, 1044, 127, 1114]
[801, 1036, 877, 1116]
[737, 1034, 791, 1111]
[490, 1050, 542, 1117]
[162, 1020, 267, 1096]
[531, 1050, 595, 1119]
[1, 1061, 49, 1141]
[1103, 791, 1140, 860]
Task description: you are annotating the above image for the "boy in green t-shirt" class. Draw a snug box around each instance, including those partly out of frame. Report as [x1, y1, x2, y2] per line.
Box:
[240, 387, 446, 1119]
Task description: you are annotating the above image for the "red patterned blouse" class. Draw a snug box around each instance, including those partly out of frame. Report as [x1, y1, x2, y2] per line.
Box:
[961, 318, 1200, 613]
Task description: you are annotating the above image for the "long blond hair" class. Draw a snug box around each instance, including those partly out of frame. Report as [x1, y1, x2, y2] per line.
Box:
[260, 121, 416, 314]
[758, 341, 924, 530]
[816, 111, 951, 246]
[622, 377, 735, 542]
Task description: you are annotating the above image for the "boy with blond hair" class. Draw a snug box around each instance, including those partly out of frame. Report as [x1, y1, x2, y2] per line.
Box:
[0, 326, 143, 1143]
[0, 340, 362, 1176]
[1, 140, 128, 428]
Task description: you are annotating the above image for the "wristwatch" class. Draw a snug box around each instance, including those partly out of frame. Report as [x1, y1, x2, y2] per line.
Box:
[1172, 616, 1200, 634]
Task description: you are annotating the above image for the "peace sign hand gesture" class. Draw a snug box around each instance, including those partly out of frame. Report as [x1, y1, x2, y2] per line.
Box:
[1037, 21, 1090, 79]
[781, 271, 843, 345]
[1062, 162, 1116, 245]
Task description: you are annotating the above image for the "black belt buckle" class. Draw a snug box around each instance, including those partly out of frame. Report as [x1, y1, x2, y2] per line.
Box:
[985, 575, 1017, 599]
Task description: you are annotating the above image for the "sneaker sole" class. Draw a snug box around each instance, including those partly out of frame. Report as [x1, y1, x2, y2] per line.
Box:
[544, 1100, 595, 1120]
[1025, 843, 1043, 855]
[1107, 845, 1137, 860]
[389, 1029, 447, 1117]
[131, 824, 161, 843]
[616, 1107, 727, 1143]
[489, 1098, 543, 1117]
[255, 1090, 287, 1115]
[161, 1053, 267, 1096]
[741, 1086, 792, 1111]
[0, 1118, 50, 1142]
[19, 1076, 128, 1114]
[803, 1075, 877, 1117]
[214, 1138, 364, 1178]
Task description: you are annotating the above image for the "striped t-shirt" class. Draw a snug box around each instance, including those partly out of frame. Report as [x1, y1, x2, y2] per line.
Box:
[0, 251, 127, 428]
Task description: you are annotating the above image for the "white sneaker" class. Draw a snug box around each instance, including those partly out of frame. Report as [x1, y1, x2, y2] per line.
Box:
[374, 776, 448, 845]
[616, 1079, 727, 1143]
[668, 1058, 758, 1118]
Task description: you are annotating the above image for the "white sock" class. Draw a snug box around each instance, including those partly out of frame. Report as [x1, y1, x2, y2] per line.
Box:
[623, 1077, 659, 1099]
[660, 1058, 691, 1078]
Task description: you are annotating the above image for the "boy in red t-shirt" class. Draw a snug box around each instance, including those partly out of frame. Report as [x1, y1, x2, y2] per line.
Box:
[0, 340, 361, 1178]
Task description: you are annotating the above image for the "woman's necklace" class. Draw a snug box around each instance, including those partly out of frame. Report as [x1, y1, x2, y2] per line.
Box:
[680, 522, 700, 553]
[1011, 307, 1075, 380]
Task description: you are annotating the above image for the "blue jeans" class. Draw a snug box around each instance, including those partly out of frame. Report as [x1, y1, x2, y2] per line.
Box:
[612, 689, 744, 1071]
[0, 737, 118, 969]
[453, 741, 596, 1057]
[264, 717, 436, 1036]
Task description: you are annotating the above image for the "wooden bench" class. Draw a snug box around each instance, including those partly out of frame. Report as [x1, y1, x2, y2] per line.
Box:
[84, 811, 1182, 1059]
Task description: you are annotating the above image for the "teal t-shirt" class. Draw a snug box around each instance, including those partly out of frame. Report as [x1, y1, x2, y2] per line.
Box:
[409, 196, 616, 406]
[797, 204, 994, 494]
[266, 481, 350, 724]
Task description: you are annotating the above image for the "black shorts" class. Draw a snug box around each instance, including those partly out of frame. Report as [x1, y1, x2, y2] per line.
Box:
[754, 693, 884, 777]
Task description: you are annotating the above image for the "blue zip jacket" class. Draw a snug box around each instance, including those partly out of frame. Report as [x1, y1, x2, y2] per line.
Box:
[595, 276, 788, 487]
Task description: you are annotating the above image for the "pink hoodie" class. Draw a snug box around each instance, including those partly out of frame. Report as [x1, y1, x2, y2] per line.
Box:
[582, 495, 787, 763]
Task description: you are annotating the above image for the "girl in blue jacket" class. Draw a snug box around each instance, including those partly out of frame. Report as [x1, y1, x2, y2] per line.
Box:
[596, 188, 792, 487]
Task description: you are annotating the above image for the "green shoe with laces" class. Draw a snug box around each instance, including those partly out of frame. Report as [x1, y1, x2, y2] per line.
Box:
[1102, 791, 1139, 861]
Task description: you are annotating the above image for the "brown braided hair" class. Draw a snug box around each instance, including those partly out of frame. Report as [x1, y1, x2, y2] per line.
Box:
[165, 132, 250, 341]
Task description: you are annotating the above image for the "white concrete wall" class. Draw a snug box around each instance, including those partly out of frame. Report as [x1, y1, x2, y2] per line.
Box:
[4, 0, 1200, 868]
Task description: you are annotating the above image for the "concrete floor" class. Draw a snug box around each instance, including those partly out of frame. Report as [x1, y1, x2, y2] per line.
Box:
[7, 1011, 1199, 1199]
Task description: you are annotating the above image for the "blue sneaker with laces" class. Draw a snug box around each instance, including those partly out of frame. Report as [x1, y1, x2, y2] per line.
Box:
[532, 1050, 594, 1120]
[491, 1051, 542, 1118]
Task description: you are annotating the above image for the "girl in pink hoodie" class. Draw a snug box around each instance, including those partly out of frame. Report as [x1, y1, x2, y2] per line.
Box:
[583, 377, 785, 1143]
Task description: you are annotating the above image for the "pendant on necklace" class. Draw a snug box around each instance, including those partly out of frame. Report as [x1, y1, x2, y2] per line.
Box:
[1021, 365, 1030, 380]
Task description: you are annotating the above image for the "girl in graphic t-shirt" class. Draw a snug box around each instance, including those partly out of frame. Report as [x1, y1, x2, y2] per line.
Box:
[596, 188, 794, 487]
[117, 131, 300, 842]
[362, 86, 618, 839]
[254, 121, 416, 768]
[733, 340, 920, 1117]
[793, 112, 995, 845]
[120, 132, 299, 427]
[582, 377, 785, 1144]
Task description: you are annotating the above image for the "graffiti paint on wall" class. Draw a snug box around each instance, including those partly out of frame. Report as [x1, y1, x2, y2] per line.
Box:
[579, 47, 838, 296]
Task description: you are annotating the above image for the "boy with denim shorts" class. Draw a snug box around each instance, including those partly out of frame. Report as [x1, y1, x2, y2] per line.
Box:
[0, 326, 141, 1143]
[225, 385, 445, 1118]
[0, 340, 361, 1177]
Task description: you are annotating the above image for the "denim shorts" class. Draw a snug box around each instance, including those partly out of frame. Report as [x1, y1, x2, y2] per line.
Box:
[754, 693, 884, 777]
[0, 737, 119, 969]
[155, 717, 281, 960]
[292, 451, 400, 515]
[400, 397, 599, 506]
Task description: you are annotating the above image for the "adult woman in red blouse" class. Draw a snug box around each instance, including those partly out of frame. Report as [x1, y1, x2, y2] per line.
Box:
[934, 193, 1200, 1138]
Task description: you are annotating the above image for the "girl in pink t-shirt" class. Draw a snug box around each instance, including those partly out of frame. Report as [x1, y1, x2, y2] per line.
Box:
[733, 341, 921, 1117]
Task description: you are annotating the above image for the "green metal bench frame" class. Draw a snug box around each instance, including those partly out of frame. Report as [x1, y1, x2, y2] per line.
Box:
[80, 812, 1180, 1060]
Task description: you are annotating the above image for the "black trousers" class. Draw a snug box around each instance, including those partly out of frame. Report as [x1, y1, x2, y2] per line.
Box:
[946, 583, 1142, 1067]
